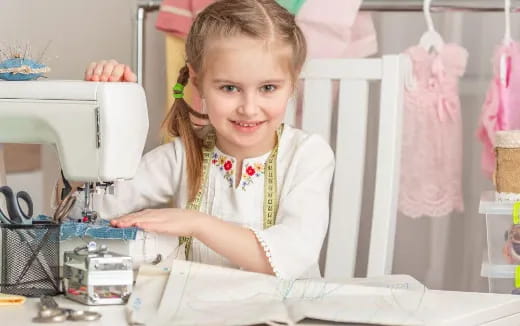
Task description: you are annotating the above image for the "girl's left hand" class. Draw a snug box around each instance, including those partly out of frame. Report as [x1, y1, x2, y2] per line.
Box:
[110, 208, 204, 237]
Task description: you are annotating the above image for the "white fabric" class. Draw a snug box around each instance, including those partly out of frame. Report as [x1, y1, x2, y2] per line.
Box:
[71, 125, 335, 279]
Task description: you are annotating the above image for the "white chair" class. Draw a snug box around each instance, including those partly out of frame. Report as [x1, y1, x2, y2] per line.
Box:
[285, 55, 407, 279]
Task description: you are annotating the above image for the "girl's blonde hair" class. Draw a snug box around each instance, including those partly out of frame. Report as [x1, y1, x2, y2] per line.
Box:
[162, 0, 307, 201]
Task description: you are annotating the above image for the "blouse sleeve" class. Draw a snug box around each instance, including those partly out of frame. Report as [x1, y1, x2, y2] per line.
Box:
[249, 134, 335, 279]
[69, 139, 185, 220]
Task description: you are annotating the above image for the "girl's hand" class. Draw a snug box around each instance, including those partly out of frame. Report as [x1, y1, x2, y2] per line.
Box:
[84, 59, 137, 82]
[110, 208, 205, 236]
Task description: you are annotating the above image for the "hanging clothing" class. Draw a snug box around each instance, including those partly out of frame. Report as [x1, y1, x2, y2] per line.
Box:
[295, 0, 377, 58]
[276, 0, 307, 14]
[69, 125, 335, 279]
[155, 0, 214, 37]
[399, 44, 468, 218]
[477, 41, 520, 178]
[156, 0, 308, 37]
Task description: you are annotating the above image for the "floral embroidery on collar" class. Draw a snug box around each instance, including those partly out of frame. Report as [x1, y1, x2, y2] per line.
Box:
[212, 152, 234, 187]
[240, 162, 265, 190]
[211, 152, 266, 190]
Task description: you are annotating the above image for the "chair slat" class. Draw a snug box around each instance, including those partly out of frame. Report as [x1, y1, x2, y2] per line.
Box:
[367, 55, 406, 277]
[302, 79, 333, 143]
[324, 80, 370, 279]
[284, 96, 297, 127]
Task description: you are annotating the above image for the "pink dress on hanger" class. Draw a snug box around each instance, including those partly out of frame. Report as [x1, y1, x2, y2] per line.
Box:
[399, 44, 468, 218]
[477, 41, 520, 178]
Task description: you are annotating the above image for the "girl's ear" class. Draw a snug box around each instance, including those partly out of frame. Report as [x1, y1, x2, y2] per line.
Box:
[187, 63, 200, 91]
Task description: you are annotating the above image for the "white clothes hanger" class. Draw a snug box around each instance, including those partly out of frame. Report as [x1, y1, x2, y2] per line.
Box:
[500, 0, 513, 86]
[419, 0, 445, 53]
[504, 0, 513, 45]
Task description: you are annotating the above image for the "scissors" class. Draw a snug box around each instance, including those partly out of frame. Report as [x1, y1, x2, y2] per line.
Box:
[0, 185, 34, 224]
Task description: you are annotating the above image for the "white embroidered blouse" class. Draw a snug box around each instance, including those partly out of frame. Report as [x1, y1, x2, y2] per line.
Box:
[72, 125, 334, 279]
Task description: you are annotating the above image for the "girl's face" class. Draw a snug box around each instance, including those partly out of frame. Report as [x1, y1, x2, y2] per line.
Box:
[195, 36, 294, 158]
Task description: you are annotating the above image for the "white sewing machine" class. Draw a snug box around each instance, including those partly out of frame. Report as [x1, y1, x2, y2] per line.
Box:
[0, 80, 149, 182]
[0, 79, 149, 221]
[0, 80, 174, 267]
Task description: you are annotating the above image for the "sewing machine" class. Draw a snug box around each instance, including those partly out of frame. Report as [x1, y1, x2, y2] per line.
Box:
[0, 80, 177, 270]
[0, 80, 149, 182]
[0, 80, 149, 218]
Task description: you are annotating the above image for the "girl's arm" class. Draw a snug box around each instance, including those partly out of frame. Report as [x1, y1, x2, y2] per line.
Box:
[193, 214, 275, 274]
[111, 209, 274, 274]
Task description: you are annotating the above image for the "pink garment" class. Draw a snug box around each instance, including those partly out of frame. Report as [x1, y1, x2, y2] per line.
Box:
[156, 0, 214, 37]
[295, 0, 377, 58]
[477, 41, 520, 178]
[399, 44, 468, 218]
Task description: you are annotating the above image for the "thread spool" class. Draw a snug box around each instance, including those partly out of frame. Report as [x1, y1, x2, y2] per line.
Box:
[495, 130, 520, 200]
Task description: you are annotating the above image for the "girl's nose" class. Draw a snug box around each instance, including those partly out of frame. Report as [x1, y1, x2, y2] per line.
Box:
[237, 92, 259, 116]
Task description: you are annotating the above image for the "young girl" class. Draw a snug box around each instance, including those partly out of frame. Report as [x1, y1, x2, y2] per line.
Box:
[79, 0, 334, 279]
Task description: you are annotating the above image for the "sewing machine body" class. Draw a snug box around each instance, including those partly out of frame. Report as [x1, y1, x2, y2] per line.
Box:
[0, 80, 149, 182]
[0, 80, 173, 280]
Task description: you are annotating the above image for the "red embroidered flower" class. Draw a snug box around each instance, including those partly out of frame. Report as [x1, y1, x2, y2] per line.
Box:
[246, 166, 256, 176]
[212, 159, 217, 164]
[224, 160, 233, 171]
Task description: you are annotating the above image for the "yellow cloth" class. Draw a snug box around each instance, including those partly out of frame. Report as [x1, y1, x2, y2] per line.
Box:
[0, 293, 26, 306]
[164, 34, 203, 142]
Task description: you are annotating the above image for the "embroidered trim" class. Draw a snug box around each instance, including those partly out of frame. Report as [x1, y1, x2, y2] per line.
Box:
[248, 226, 281, 278]
[211, 152, 234, 188]
[240, 162, 265, 190]
[211, 153, 267, 190]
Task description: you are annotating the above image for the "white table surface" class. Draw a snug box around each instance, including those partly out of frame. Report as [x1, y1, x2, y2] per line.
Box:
[0, 296, 369, 325]
[1, 290, 520, 326]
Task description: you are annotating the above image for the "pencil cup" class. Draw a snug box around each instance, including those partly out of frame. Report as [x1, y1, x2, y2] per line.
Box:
[0, 221, 60, 296]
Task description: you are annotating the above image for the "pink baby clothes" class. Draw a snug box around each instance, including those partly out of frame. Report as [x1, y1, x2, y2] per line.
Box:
[295, 0, 377, 58]
[156, 0, 214, 37]
[399, 44, 468, 218]
[477, 41, 520, 178]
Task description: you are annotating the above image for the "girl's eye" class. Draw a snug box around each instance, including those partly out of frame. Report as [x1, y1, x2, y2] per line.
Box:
[261, 84, 277, 92]
[221, 85, 239, 92]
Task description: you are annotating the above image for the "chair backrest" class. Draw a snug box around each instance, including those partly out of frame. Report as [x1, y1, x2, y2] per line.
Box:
[285, 55, 407, 279]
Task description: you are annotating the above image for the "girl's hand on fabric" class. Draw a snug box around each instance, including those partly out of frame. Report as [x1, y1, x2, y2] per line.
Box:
[84, 59, 137, 82]
[110, 208, 204, 237]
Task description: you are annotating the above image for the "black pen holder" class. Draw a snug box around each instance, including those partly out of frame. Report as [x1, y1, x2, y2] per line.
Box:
[0, 221, 60, 296]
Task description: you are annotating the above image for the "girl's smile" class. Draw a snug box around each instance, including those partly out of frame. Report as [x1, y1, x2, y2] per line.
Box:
[230, 119, 266, 133]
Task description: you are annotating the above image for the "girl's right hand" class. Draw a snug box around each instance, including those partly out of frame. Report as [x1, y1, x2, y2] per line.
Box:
[84, 59, 137, 82]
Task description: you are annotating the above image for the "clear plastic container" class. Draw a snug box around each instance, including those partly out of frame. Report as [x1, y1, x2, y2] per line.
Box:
[479, 191, 518, 265]
[481, 261, 520, 295]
